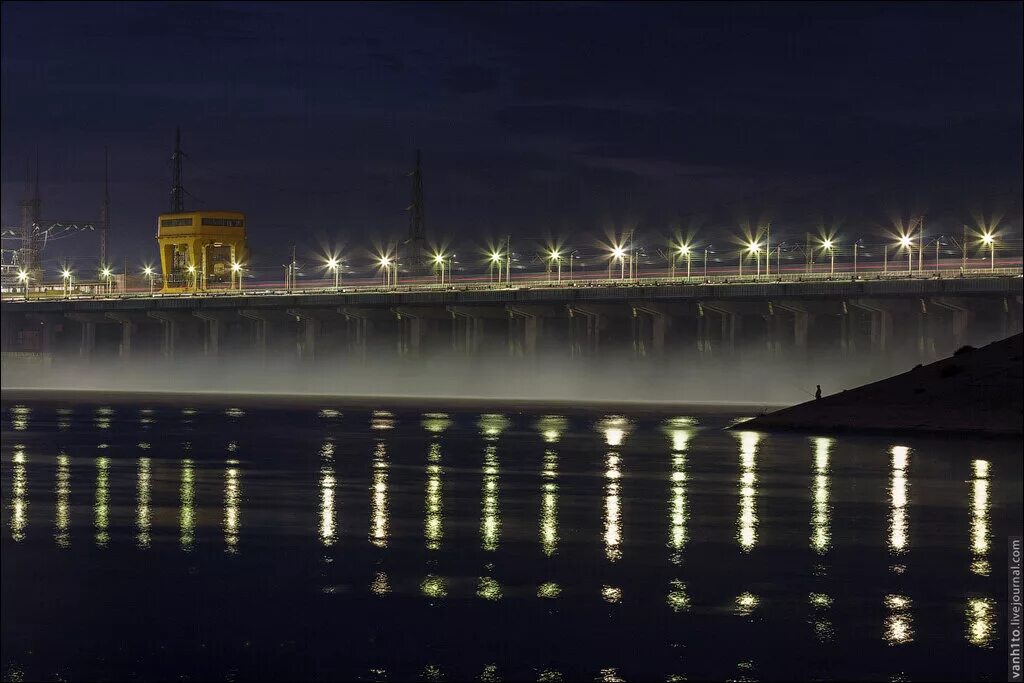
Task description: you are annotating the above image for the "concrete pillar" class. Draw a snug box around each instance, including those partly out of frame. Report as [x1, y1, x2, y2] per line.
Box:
[25, 313, 61, 355]
[448, 310, 482, 354]
[848, 300, 892, 354]
[701, 302, 740, 356]
[81, 322, 95, 357]
[630, 304, 667, 358]
[287, 309, 338, 361]
[696, 304, 708, 356]
[506, 305, 559, 357]
[567, 305, 600, 358]
[916, 298, 934, 360]
[105, 313, 135, 358]
[239, 311, 268, 356]
[193, 311, 240, 358]
[147, 311, 181, 359]
[932, 298, 972, 351]
[395, 311, 422, 358]
[66, 312, 110, 359]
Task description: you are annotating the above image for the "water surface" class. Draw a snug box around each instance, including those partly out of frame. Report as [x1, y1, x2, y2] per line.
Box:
[1, 399, 1019, 681]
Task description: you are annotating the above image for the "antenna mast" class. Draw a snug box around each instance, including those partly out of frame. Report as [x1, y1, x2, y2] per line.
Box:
[99, 147, 110, 265]
[406, 149, 427, 272]
[171, 127, 184, 213]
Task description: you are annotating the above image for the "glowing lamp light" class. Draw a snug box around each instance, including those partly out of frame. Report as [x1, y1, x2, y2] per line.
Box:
[16, 269, 29, 283]
[489, 251, 504, 264]
[61, 269, 73, 279]
[746, 241, 761, 254]
[325, 258, 338, 271]
[433, 252, 446, 265]
[101, 267, 113, 278]
[822, 239, 834, 250]
[678, 243, 691, 256]
[379, 256, 392, 267]
[898, 235, 913, 249]
[981, 232, 994, 246]
[611, 245, 626, 260]
[185, 265, 196, 274]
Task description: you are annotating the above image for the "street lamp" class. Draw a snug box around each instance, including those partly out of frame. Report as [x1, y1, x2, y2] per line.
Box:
[547, 249, 563, 283]
[230, 261, 244, 292]
[325, 257, 340, 291]
[611, 245, 626, 279]
[981, 231, 995, 271]
[186, 264, 197, 291]
[16, 269, 29, 300]
[428, 251, 444, 285]
[378, 255, 393, 287]
[743, 241, 761, 277]
[820, 238, 835, 275]
[678, 243, 692, 279]
[143, 266, 156, 296]
[101, 267, 114, 295]
[61, 267, 73, 298]
[489, 250, 504, 284]
[898, 234, 914, 274]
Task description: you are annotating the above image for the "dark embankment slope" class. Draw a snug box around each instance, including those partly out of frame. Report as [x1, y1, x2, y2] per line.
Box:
[737, 333, 1023, 437]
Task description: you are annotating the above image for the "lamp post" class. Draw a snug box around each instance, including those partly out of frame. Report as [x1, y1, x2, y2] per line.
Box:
[432, 252, 447, 285]
[101, 267, 114, 295]
[489, 251, 503, 285]
[547, 249, 563, 283]
[326, 258, 340, 291]
[820, 238, 835, 276]
[16, 269, 29, 300]
[898, 235, 913, 274]
[61, 268, 73, 298]
[743, 241, 761, 277]
[230, 261, 243, 292]
[379, 256, 393, 288]
[143, 266, 156, 295]
[611, 245, 626, 279]
[978, 231, 995, 270]
[678, 244, 692, 279]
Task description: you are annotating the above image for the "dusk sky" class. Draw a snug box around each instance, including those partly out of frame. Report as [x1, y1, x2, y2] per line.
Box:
[2, 1, 1021, 269]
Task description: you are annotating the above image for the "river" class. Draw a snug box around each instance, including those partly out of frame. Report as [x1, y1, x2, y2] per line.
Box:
[1, 398, 1019, 681]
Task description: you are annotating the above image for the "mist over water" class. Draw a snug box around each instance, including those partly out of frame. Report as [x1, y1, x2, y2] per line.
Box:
[1, 347, 900, 405]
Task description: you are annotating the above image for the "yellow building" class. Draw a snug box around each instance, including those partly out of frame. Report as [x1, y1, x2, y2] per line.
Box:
[156, 211, 248, 291]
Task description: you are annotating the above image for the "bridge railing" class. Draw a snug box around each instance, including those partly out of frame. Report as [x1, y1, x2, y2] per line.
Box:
[2, 266, 1021, 303]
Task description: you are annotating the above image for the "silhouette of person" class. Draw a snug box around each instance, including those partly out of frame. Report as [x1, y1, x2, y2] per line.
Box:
[815, 385, 822, 400]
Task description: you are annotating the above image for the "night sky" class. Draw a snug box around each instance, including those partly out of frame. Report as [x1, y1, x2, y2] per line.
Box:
[2, 1, 1021, 270]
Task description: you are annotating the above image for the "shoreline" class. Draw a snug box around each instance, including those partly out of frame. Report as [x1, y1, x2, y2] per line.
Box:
[735, 334, 1023, 439]
[0, 386, 783, 416]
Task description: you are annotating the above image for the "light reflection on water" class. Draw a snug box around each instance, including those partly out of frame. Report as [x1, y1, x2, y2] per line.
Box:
[55, 453, 70, 548]
[889, 445, 911, 557]
[136, 456, 151, 549]
[94, 457, 109, 547]
[180, 458, 195, 551]
[224, 460, 241, 553]
[370, 442, 388, 548]
[10, 445, 27, 541]
[971, 459, 990, 576]
[1, 404, 1017, 681]
[736, 431, 759, 552]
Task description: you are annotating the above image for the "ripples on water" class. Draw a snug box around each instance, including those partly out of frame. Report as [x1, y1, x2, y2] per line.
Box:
[1, 400, 1019, 681]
